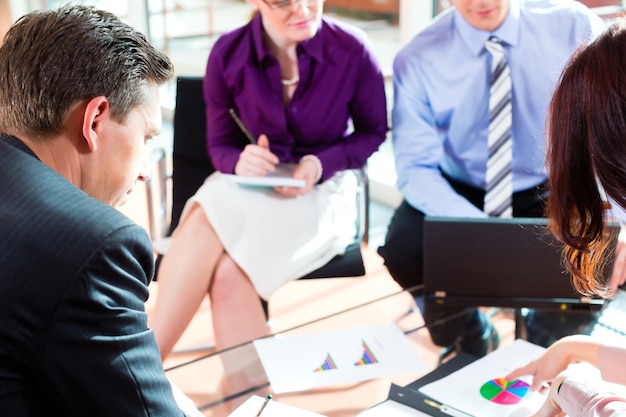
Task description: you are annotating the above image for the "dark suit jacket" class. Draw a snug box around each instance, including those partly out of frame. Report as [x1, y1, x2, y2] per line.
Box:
[0, 136, 184, 416]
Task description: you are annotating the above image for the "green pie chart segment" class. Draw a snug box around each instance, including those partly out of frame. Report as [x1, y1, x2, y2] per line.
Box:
[480, 378, 530, 405]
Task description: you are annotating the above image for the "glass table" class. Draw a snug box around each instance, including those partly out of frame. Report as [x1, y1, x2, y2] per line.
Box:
[163, 286, 451, 417]
[163, 280, 626, 417]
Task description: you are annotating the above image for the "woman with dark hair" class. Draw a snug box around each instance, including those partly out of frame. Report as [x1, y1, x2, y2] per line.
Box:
[507, 19, 626, 417]
[546, 19, 626, 298]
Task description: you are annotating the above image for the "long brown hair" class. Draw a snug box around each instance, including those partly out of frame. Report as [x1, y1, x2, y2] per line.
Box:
[546, 18, 626, 296]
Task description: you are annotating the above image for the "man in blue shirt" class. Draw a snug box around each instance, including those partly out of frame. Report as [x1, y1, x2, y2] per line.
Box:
[378, 0, 604, 357]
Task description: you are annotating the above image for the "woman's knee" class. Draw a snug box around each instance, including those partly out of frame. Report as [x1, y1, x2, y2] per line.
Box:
[210, 255, 255, 304]
[175, 204, 211, 237]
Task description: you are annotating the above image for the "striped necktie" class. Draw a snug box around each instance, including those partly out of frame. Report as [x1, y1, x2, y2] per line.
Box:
[484, 36, 513, 218]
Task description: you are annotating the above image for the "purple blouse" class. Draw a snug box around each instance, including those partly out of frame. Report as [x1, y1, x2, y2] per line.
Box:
[203, 14, 388, 182]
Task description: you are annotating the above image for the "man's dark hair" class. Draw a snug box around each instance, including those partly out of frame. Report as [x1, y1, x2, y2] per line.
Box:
[0, 4, 175, 137]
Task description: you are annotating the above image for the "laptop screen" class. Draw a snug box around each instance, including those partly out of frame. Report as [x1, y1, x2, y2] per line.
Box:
[422, 216, 613, 311]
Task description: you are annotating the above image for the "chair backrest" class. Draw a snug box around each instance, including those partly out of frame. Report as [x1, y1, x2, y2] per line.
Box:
[169, 75, 369, 243]
[165, 75, 368, 277]
[169, 76, 216, 233]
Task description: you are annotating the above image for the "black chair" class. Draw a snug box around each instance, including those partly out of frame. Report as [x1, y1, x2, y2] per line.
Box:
[148, 76, 370, 342]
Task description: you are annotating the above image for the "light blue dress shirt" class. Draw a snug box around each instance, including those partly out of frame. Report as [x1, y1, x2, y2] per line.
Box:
[392, 0, 604, 217]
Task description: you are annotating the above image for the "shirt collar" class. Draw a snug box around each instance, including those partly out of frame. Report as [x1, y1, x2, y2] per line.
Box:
[1, 134, 39, 160]
[299, 21, 325, 64]
[454, 0, 520, 57]
[251, 13, 325, 65]
[251, 14, 270, 62]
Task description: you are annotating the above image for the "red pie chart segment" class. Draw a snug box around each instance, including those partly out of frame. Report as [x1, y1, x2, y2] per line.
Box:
[480, 378, 530, 405]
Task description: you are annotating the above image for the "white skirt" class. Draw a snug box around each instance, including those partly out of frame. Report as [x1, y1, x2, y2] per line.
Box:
[179, 171, 358, 299]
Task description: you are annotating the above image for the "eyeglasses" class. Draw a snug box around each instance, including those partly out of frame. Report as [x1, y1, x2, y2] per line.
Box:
[262, 0, 319, 11]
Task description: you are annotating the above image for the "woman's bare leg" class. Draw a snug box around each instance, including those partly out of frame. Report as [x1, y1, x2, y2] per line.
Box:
[150, 204, 224, 360]
[210, 253, 269, 350]
[211, 254, 271, 406]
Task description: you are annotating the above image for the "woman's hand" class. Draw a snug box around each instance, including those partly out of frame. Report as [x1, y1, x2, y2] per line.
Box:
[234, 134, 279, 177]
[506, 336, 600, 392]
[526, 365, 603, 417]
[505, 339, 574, 392]
[506, 356, 561, 394]
[234, 136, 322, 198]
[273, 155, 321, 197]
[526, 372, 568, 417]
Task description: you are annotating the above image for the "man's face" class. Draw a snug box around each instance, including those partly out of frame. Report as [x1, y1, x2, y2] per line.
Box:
[451, 0, 510, 32]
[86, 83, 161, 207]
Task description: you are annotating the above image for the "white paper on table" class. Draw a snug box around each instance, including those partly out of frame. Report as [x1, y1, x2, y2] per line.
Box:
[419, 339, 547, 417]
[253, 323, 427, 394]
[226, 395, 326, 417]
[356, 399, 433, 416]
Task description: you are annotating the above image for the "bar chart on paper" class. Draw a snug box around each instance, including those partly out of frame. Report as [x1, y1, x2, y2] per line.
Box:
[253, 323, 427, 393]
[354, 340, 380, 367]
[314, 340, 380, 373]
[314, 353, 338, 372]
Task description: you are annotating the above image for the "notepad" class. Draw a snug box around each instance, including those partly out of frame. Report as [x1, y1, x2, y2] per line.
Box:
[223, 163, 305, 188]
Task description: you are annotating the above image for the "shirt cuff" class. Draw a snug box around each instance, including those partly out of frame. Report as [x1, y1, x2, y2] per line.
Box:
[559, 377, 626, 417]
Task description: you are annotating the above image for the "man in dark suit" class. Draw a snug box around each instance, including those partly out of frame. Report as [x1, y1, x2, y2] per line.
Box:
[0, 5, 201, 416]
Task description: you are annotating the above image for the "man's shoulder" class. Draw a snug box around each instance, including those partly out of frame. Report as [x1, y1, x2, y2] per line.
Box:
[395, 10, 455, 64]
[416, 7, 456, 44]
[519, 0, 598, 18]
[66, 196, 139, 238]
[51, 191, 145, 254]
[0, 140, 142, 244]
[518, 0, 603, 41]
[0, 142, 152, 290]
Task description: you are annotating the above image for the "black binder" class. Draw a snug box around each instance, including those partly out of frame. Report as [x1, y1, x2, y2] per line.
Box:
[381, 353, 477, 416]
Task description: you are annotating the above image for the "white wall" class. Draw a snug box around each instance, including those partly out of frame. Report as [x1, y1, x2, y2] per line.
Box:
[399, 0, 434, 43]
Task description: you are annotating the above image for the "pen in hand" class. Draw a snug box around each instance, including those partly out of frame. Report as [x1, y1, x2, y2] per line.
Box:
[229, 108, 257, 145]
[256, 394, 272, 417]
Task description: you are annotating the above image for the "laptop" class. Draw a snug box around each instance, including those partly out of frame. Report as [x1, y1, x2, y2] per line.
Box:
[422, 216, 615, 312]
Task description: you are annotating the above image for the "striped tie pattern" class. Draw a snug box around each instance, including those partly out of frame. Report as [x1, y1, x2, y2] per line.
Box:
[484, 37, 513, 218]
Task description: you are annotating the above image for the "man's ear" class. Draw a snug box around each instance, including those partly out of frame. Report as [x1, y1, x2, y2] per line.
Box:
[81, 96, 110, 152]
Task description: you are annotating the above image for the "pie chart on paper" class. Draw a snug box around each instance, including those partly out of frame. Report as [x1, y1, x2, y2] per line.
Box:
[479, 378, 530, 404]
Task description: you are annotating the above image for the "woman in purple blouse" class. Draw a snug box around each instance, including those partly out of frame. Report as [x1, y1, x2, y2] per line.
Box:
[150, 0, 388, 363]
